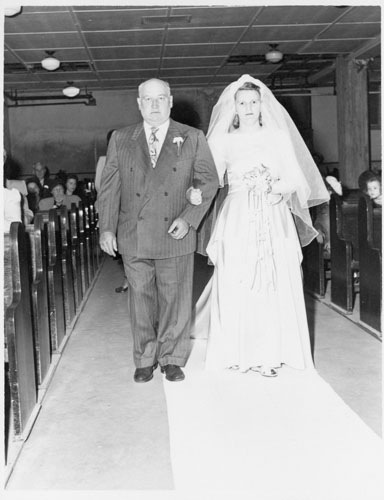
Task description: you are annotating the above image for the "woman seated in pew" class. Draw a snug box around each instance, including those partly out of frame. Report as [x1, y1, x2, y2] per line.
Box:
[65, 173, 87, 202]
[38, 179, 82, 211]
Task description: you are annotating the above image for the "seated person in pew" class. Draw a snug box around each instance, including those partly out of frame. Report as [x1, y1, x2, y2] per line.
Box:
[32, 161, 53, 199]
[3, 149, 34, 225]
[38, 179, 82, 211]
[65, 173, 87, 202]
[3, 185, 23, 232]
[313, 175, 343, 255]
[365, 176, 382, 207]
[358, 170, 382, 205]
[26, 176, 43, 215]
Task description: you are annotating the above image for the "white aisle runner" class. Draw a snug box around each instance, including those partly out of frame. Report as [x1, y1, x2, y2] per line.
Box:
[164, 340, 383, 499]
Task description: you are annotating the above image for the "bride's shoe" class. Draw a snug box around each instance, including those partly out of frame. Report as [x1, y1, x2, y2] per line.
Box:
[251, 366, 278, 377]
[227, 365, 239, 370]
[260, 366, 277, 377]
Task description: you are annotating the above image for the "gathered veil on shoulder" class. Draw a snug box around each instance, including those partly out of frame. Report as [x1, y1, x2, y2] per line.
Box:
[207, 74, 329, 246]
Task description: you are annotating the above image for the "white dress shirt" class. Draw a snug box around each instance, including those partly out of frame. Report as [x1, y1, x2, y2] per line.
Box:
[143, 119, 170, 158]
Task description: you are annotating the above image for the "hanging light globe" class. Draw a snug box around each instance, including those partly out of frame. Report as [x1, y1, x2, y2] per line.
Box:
[265, 44, 284, 64]
[41, 51, 60, 71]
[4, 6, 22, 17]
[62, 82, 80, 98]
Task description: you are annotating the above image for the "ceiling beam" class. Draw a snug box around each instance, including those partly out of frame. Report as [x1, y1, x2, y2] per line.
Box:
[307, 35, 381, 85]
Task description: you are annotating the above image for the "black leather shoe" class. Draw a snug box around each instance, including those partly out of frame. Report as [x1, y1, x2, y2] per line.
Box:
[115, 285, 128, 293]
[161, 364, 185, 382]
[134, 363, 158, 383]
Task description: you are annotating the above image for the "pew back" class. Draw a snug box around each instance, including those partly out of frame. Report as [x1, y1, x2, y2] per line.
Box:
[329, 190, 360, 312]
[358, 195, 382, 332]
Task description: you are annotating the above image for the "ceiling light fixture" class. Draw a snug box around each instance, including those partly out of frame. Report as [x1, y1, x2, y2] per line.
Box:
[41, 51, 60, 71]
[4, 6, 22, 17]
[265, 44, 284, 64]
[62, 82, 80, 98]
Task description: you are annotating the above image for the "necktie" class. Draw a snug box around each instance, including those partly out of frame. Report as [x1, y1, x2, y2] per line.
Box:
[148, 127, 159, 168]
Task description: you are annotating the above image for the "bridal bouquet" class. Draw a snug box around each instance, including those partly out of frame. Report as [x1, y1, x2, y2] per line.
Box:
[243, 164, 273, 194]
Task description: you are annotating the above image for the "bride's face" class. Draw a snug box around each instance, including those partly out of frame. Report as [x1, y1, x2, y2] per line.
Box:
[235, 89, 261, 127]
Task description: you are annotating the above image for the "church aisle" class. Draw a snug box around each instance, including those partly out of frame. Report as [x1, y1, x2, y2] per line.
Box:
[165, 339, 383, 498]
[6, 257, 174, 490]
[5, 255, 382, 499]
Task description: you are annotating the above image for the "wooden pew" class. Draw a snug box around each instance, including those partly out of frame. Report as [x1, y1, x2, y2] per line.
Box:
[358, 195, 382, 332]
[58, 206, 76, 327]
[76, 202, 90, 296]
[329, 190, 360, 313]
[26, 214, 51, 385]
[303, 237, 327, 298]
[89, 201, 100, 270]
[47, 209, 67, 351]
[69, 205, 83, 310]
[84, 202, 95, 283]
[4, 222, 38, 436]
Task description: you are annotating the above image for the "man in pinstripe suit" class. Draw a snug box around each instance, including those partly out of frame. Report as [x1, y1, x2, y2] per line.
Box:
[98, 78, 219, 382]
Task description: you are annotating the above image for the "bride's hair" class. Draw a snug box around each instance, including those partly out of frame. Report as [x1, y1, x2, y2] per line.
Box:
[233, 82, 262, 128]
[235, 81, 261, 96]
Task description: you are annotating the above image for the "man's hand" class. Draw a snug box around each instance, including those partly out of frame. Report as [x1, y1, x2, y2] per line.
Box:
[100, 231, 118, 256]
[186, 186, 203, 206]
[168, 218, 190, 240]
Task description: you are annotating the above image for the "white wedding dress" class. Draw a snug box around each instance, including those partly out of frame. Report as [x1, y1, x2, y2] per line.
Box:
[192, 129, 314, 372]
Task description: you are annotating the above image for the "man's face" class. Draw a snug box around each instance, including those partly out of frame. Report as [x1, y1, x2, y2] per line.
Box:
[137, 80, 173, 126]
[27, 182, 40, 194]
[33, 162, 46, 180]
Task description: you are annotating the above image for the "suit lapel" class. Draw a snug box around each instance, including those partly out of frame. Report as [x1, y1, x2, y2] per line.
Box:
[148, 121, 180, 188]
[139, 120, 187, 211]
[130, 123, 150, 175]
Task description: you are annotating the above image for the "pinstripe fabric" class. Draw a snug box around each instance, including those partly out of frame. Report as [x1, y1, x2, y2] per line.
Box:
[98, 118, 219, 368]
[98, 119, 219, 259]
[123, 254, 194, 367]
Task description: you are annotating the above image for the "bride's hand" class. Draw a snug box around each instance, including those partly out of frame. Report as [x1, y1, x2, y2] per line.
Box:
[186, 187, 203, 205]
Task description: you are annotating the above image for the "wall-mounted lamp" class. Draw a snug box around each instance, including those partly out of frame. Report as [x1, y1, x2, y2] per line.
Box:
[62, 82, 80, 98]
[265, 44, 284, 64]
[41, 51, 60, 71]
[4, 6, 22, 17]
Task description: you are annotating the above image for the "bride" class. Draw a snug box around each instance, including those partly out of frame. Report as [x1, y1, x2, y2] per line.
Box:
[189, 75, 329, 376]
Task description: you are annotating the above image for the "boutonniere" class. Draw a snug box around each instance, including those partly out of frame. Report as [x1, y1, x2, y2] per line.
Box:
[173, 136, 185, 156]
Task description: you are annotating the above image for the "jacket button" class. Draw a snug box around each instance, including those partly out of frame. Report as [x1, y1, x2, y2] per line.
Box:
[173, 168, 177, 172]
[164, 217, 168, 222]
[164, 192, 168, 196]
[136, 193, 141, 197]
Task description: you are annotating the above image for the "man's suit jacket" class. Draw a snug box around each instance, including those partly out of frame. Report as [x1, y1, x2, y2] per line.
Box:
[98, 119, 219, 259]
